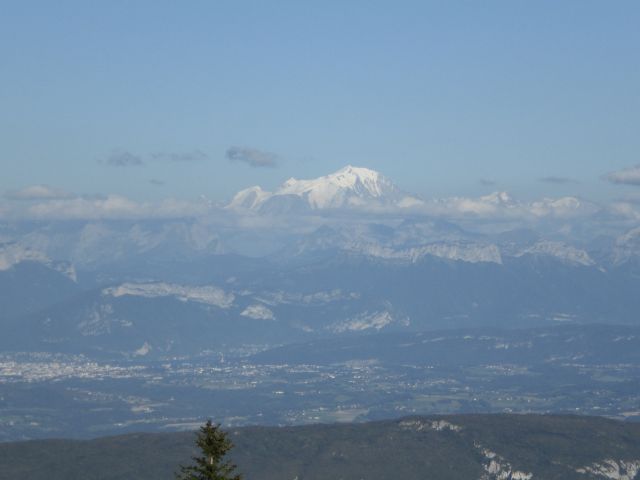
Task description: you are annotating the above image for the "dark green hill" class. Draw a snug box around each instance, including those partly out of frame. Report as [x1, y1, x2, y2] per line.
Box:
[1, 414, 640, 479]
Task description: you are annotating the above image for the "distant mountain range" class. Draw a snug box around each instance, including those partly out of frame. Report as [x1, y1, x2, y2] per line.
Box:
[1, 251, 640, 359]
[2, 166, 639, 455]
[1, 165, 640, 359]
[226, 165, 596, 220]
[1, 414, 639, 480]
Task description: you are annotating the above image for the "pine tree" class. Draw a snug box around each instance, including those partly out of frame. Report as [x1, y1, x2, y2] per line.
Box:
[176, 419, 242, 480]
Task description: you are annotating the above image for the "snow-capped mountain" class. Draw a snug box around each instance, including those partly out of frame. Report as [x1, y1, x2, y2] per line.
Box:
[613, 227, 640, 265]
[515, 241, 595, 266]
[0, 243, 49, 270]
[228, 165, 422, 212]
[0, 243, 77, 281]
[347, 241, 503, 264]
[226, 165, 596, 220]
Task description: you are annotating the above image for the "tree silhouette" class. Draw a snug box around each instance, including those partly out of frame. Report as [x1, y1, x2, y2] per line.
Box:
[176, 420, 241, 480]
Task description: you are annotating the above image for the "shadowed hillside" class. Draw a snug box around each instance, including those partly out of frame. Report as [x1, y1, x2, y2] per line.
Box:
[1, 414, 640, 480]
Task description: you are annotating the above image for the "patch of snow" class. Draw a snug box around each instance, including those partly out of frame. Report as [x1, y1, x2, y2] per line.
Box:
[351, 242, 502, 264]
[475, 444, 533, 480]
[240, 304, 275, 321]
[329, 311, 395, 333]
[253, 289, 359, 307]
[103, 282, 234, 308]
[613, 336, 636, 342]
[550, 313, 577, 323]
[133, 342, 152, 357]
[576, 459, 640, 479]
[277, 166, 399, 208]
[227, 186, 272, 210]
[516, 241, 595, 266]
[399, 419, 462, 432]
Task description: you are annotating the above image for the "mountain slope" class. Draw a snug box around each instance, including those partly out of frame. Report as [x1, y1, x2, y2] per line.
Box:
[0, 260, 80, 319]
[228, 165, 421, 212]
[4, 252, 640, 359]
[1, 415, 639, 480]
[250, 324, 640, 367]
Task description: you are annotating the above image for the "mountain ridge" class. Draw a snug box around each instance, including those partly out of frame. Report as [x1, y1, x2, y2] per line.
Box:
[1, 414, 639, 480]
[228, 165, 422, 212]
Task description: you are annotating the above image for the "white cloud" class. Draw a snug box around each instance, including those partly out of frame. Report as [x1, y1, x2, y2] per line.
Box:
[604, 165, 640, 186]
[414, 192, 597, 220]
[5, 184, 75, 200]
[423, 192, 516, 217]
[529, 197, 598, 218]
[0, 185, 603, 224]
[20, 195, 210, 220]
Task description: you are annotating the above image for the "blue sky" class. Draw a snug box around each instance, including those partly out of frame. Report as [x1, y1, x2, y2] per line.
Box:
[1, 1, 639, 204]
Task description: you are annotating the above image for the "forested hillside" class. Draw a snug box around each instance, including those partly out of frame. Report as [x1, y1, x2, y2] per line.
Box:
[1, 415, 640, 480]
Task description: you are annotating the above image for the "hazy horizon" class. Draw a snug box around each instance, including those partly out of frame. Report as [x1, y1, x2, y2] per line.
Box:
[2, 1, 640, 211]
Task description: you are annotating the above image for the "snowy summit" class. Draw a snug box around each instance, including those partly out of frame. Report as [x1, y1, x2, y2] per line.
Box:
[228, 165, 421, 213]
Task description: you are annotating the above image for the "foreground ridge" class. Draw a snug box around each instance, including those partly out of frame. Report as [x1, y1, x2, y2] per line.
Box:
[1, 414, 640, 480]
